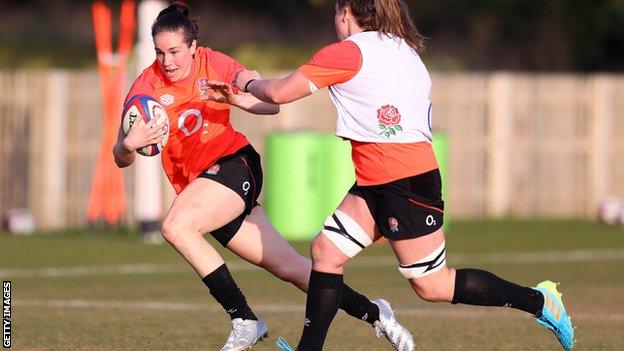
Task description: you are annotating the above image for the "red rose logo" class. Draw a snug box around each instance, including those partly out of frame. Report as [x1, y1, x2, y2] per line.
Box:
[205, 164, 220, 175]
[377, 105, 401, 126]
[388, 217, 399, 232]
[197, 77, 209, 94]
[377, 104, 403, 138]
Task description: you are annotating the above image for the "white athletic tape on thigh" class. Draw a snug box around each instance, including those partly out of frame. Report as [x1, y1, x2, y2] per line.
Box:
[398, 241, 446, 279]
[321, 209, 372, 258]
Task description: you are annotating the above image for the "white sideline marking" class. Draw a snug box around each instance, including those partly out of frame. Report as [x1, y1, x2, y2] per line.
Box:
[1, 248, 623, 278]
[0, 261, 257, 278]
[14, 299, 623, 322]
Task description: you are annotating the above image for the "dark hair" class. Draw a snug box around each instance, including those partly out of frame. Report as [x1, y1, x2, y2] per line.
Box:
[336, 0, 426, 53]
[151, 2, 198, 47]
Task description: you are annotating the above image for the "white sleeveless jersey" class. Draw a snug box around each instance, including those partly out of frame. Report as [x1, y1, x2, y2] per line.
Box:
[328, 31, 433, 143]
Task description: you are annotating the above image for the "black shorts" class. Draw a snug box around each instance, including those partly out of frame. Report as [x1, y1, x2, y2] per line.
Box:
[197, 144, 263, 246]
[348, 169, 444, 240]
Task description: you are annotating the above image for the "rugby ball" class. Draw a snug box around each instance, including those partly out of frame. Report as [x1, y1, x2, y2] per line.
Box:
[596, 196, 622, 225]
[122, 94, 169, 156]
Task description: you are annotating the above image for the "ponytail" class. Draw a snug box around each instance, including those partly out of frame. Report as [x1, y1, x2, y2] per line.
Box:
[151, 2, 199, 47]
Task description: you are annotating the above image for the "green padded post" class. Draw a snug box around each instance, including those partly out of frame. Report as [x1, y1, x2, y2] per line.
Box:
[321, 135, 355, 219]
[265, 133, 325, 240]
[432, 132, 449, 232]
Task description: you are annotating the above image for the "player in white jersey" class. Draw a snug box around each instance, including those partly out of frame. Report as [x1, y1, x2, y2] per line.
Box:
[210, 1, 575, 350]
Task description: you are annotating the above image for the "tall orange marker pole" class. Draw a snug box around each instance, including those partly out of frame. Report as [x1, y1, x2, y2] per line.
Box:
[88, 0, 136, 226]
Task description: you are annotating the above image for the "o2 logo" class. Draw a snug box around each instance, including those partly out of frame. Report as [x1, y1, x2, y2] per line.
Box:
[242, 181, 251, 196]
[426, 215, 436, 226]
[177, 109, 204, 137]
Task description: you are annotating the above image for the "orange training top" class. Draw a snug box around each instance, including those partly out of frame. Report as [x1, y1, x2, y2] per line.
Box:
[125, 47, 250, 193]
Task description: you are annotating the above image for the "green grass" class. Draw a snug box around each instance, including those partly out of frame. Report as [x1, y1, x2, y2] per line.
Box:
[1, 220, 623, 350]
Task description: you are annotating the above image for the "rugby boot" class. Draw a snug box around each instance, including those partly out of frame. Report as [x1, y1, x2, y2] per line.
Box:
[276, 336, 295, 351]
[533, 280, 575, 350]
[372, 299, 416, 351]
[220, 318, 268, 351]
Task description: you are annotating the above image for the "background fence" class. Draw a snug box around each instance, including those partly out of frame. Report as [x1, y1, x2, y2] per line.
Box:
[1, 70, 622, 230]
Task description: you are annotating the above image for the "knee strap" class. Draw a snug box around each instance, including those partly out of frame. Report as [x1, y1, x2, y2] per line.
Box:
[398, 241, 447, 279]
[321, 209, 372, 258]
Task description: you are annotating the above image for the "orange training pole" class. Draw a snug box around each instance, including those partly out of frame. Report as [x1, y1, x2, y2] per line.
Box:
[88, 0, 136, 226]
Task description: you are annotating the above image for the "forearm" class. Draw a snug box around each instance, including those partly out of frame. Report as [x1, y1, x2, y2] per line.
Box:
[231, 93, 280, 114]
[113, 140, 135, 168]
[245, 78, 286, 104]
[241, 71, 311, 105]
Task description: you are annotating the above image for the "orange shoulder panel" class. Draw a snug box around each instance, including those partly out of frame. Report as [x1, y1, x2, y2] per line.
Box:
[298, 40, 362, 89]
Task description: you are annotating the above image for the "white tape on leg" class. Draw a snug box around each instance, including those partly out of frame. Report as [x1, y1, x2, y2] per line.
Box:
[321, 209, 372, 258]
[398, 241, 446, 279]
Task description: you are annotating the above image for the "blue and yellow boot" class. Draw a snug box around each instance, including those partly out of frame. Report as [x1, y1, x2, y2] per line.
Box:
[533, 280, 575, 350]
[276, 337, 295, 351]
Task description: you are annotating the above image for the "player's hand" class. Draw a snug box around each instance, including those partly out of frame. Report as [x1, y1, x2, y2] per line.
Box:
[200, 81, 240, 105]
[122, 118, 167, 151]
[234, 69, 261, 91]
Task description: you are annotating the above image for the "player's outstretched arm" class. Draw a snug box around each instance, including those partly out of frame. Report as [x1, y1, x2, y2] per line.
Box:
[235, 70, 312, 105]
[202, 80, 279, 115]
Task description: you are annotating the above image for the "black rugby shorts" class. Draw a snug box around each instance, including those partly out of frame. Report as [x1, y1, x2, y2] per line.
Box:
[197, 144, 263, 246]
[348, 169, 444, 240]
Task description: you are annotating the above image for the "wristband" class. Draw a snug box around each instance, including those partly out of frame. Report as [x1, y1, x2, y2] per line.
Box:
[243, 79, 257, 93]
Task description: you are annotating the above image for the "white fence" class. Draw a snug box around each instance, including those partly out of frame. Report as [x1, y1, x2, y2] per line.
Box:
[0, 70, 622, 230]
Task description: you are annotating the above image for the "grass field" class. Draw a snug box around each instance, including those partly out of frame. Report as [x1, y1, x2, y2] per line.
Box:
[1, 220, 623, 350]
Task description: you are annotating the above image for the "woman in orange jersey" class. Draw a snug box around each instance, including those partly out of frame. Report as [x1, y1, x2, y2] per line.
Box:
[112, 3, 411, 351]
[224, 1, 575, 350]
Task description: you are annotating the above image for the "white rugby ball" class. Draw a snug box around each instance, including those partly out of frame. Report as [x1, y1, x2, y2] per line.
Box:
[596, 196, 622, 225]
[122, 94, 169, 156]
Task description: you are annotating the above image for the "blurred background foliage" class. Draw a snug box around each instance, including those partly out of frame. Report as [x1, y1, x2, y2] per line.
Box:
[0, 0, 623, 71]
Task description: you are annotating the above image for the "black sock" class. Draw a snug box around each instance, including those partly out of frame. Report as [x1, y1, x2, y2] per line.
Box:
[297, 270, 343, 351]
[452, 268, 544, 315]
[202, 264, 257, 321]
[340, 284, 380, 325]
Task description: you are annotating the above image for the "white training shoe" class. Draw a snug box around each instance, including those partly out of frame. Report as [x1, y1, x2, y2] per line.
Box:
[220, 318, 269, 351]
[372, 299, 416, 351]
